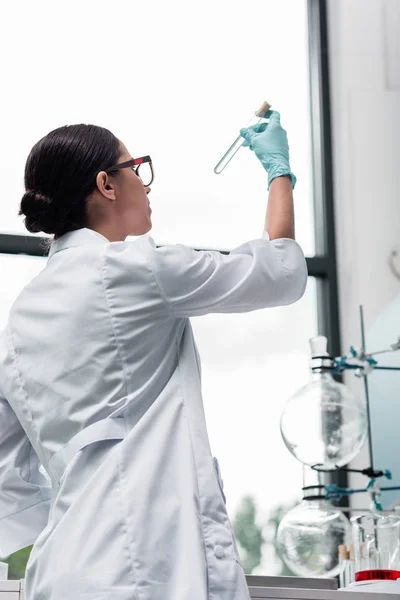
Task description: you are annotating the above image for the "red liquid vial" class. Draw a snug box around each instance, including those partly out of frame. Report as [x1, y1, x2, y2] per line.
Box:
[355, 569, 400, 582]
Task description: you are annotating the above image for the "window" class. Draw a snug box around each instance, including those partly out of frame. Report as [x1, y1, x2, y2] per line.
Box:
[0, 255, 45, 330]
[0, 0, 340, 578]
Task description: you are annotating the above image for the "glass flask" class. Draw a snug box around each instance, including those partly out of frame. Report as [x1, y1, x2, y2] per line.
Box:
[352, 514, 400, 582]
[280, 336, 368, 469]
[277, 489, 351, 578]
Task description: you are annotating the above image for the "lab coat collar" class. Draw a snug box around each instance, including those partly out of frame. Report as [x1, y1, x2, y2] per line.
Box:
[48, 228, 110, 259]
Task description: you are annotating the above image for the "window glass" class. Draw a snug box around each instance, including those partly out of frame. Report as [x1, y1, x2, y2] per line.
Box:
[0, 0, 314, 255]
[0, 254, 46, 330]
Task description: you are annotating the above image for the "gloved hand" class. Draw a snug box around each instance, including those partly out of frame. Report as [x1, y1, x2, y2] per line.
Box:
[240, 110, 297, 189]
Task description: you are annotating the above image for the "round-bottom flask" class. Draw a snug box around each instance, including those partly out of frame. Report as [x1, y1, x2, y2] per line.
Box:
[280, 336, 367, 469]
[277, 485, 351, 578]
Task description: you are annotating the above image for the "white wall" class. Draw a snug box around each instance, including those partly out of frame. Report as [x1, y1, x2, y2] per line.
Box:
[327, 0, 400, 505]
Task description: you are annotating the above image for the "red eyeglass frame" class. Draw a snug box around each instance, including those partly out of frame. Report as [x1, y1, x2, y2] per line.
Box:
[105, 155, 153, 186]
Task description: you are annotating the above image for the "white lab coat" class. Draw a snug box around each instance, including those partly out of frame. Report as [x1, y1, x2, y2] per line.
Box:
[0, 227, 307, 600]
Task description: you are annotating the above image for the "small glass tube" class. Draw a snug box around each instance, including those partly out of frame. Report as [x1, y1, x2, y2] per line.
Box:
[214, 101, 271, 174]
[339, 545, 350, 588]
[349, 543, 355, 583]
[338, 545, 355, 588]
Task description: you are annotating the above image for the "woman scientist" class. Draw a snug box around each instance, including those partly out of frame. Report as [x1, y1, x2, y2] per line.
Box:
[0, 110, 307, 600]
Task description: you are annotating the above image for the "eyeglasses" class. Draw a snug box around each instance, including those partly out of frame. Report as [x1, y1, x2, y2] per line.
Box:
[105, 155, 154, 187]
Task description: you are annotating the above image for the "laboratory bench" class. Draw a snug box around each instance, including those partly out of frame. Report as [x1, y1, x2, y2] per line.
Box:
[0, 576, 396, 599]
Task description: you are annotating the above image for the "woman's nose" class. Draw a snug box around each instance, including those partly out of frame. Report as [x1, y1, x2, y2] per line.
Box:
[145, 186, 151, 194]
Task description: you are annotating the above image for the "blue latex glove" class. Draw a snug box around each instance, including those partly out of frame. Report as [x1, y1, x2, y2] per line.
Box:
[240, 110, 297, 189]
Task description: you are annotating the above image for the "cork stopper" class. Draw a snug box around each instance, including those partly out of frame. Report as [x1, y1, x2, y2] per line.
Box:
[349, 544, 355, 560]
[255, 101, 271, 118]
[338, 545, 349, 560]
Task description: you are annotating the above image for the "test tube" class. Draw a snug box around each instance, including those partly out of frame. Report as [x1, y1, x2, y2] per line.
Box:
[338, 545, 349, 588]
[349, 543, 355, 584]
[214, 101, 271, 174]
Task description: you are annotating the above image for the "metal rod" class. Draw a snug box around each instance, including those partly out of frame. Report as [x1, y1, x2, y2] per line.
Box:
[335, 364, 400, 372]
[365, 348, 398, 358]
[360, 305, 366, 351]
[329, 486, 400, 495]
[360, 305, 375, 473]
[334, 506, 396, 514]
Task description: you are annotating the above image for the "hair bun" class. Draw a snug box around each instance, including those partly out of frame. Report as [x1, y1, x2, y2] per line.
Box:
[19, 189, 57, 234]
[22, 189, 53, 208]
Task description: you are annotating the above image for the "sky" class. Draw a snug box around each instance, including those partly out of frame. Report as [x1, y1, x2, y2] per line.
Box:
[0, 0, 318, 574]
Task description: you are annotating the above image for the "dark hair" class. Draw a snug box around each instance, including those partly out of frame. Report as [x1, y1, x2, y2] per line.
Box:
[19, 124, 121, 239]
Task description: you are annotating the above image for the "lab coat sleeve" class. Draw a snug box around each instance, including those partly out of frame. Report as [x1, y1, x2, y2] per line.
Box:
[144, 231, 308, 317]
[0, 389, 51, 558]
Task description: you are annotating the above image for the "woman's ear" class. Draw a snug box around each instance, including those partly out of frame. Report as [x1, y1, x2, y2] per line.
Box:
[96, 171, 117, 200]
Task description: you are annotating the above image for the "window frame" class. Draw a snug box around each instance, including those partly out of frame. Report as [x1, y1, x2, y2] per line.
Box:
[307, 0, 348, 503]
